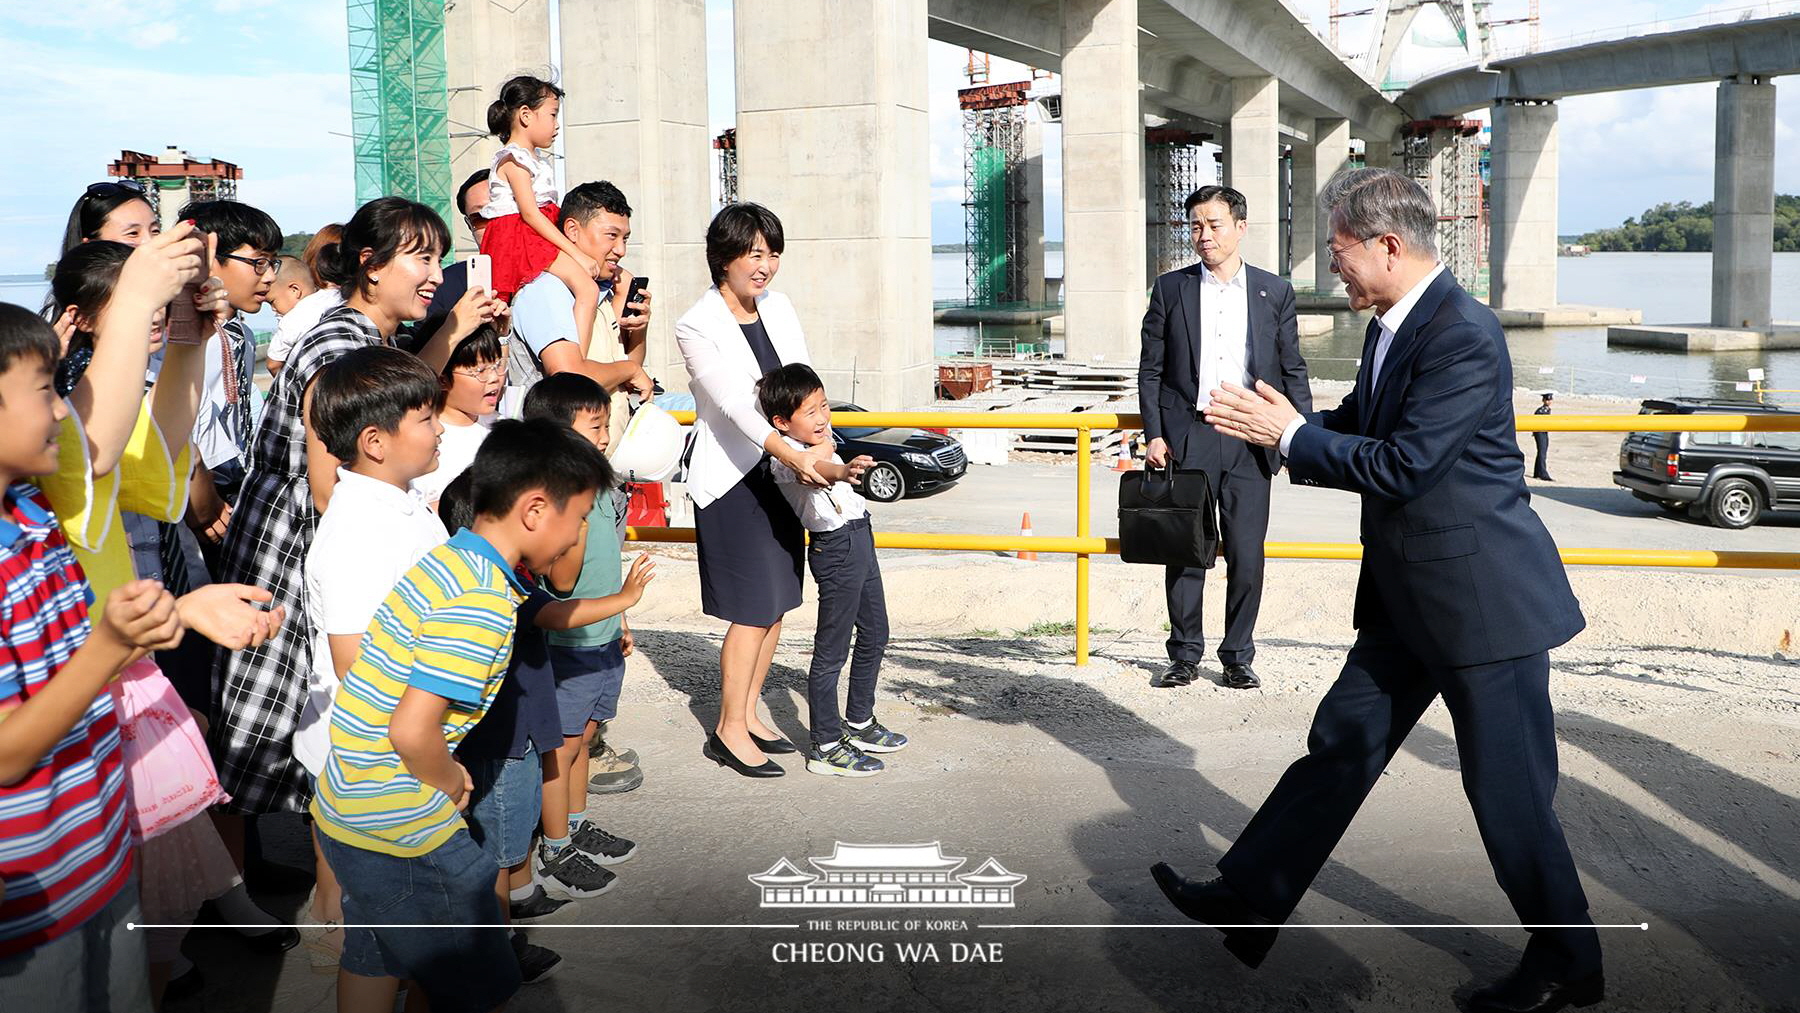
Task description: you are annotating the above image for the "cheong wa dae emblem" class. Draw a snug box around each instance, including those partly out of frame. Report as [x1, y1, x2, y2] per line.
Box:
[750, 842, 1027, 908]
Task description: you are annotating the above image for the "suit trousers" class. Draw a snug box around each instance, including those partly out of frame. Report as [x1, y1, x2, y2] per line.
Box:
[1215, 627, 1602, 977]
[1164, 418, 1271, 665]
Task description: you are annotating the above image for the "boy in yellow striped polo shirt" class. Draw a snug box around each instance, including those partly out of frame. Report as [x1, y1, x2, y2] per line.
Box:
[310, 418, 607, 1013]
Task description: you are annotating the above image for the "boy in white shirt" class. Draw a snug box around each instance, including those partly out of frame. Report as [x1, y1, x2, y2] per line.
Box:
[759, 364, 909, 778]
[296, 346, 449, 937]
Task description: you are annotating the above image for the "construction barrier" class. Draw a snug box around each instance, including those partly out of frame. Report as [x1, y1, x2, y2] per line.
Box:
[637, 410, 1800, 666]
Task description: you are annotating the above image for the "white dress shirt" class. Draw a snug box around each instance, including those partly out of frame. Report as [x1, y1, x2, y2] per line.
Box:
[1279, 262, 1447, 454]
[769, 436, 868, 533]
[1195, 262, 1252, 411]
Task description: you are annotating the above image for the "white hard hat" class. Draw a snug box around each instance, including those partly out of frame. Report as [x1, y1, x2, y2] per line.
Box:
[609, 401, 684, 483]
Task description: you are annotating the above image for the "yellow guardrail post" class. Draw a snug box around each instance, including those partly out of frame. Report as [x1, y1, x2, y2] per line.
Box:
[1075, 426, 1092, 667]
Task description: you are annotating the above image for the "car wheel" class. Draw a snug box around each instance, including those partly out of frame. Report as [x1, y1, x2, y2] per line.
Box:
[1705, 477, 1762, 529]
[862, 462, 906, 503]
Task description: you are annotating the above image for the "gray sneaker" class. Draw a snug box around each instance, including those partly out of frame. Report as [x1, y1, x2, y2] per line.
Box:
[806, 737, 884, 778]
[586, 740, 644, 794]
[845, 716, 908, 754]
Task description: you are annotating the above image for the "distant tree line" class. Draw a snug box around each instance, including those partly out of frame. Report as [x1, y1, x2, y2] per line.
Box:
[1574, 196, 1800, 252]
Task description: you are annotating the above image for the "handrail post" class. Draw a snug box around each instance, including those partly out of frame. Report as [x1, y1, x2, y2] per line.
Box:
[1076, 426, 1091, 666]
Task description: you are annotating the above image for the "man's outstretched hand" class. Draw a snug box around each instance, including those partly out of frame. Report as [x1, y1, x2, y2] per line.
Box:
[1204, 381, 1299, 449]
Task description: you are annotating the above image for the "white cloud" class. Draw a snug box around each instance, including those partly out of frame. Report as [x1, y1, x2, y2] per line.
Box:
[131, 21, 180, 48]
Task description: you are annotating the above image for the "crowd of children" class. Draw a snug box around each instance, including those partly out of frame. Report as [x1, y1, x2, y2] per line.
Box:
[0, 72, 910, 1013]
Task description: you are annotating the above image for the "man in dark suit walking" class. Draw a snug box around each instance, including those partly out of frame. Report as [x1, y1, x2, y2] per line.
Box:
[1137, 185, 1311, 691]
[1155, 169, 1604, 1013]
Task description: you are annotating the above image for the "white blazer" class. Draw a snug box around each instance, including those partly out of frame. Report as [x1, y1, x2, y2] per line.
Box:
[675, 286, 813, 508]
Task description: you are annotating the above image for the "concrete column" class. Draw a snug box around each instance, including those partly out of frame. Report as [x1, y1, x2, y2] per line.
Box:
[1488, 99, 1559, 310]
[1361, 136, 1393, 170]
[1061, 0, 1144, 363]
[1302, 118, 1351, 295]
[443, 0, 552, 256]
[1225, 75, 1280, 273]
[733, 0, 931, 407]
[1023, 113, 1047, 305]
[1712, 75, 1776, 328]
[560, 0, 711, 386]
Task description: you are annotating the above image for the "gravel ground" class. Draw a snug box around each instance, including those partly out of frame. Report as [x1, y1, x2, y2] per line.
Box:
[185, 552, 1800, 1013]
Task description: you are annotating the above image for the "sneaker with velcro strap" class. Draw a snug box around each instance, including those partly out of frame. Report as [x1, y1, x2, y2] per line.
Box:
[845, 716, 908, 754]
[806, 737, 884, 778]
[570, 819, 639, 865]
[511, 932, 562, 985]
[536, 843, 617, 900]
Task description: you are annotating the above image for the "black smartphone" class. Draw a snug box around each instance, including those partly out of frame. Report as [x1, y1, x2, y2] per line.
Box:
[624, 275, 650, 318]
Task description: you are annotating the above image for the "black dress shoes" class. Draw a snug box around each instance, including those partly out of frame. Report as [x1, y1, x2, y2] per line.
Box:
[1153, 661, 1198, 688]
[1149, 863, 1278, 968]
[1222, 663, 1261, 690]
[1470, 964, 1604, 1013]
[704, 733, 784, 777]
[749, 731, 798, 754]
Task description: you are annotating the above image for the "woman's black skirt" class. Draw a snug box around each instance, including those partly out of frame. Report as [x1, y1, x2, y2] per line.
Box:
[694, 459, 804, 627]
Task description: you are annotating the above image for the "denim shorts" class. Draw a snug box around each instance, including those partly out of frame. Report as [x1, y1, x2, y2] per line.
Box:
[550, 640, 625, 736]
[465, 745, 542, 868]
[318, 829, 519, 1013]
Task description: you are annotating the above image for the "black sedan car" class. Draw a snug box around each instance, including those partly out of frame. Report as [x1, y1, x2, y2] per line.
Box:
[831, 402, 967, 502]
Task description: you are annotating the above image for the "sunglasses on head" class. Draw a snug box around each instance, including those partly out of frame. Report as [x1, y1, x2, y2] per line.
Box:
[84, 179, 147, 201]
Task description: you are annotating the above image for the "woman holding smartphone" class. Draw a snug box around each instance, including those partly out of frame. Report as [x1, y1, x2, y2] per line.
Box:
[675, 202, 831, 778]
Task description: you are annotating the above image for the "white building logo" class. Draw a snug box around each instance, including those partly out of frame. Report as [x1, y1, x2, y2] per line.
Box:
[750, 842, 1027, 909]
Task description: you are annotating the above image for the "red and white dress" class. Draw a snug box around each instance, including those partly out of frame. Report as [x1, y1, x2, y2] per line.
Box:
[478, 143, 561, 301]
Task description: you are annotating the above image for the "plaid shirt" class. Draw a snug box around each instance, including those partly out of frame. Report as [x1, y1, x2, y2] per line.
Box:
[0, 483, 132, 958]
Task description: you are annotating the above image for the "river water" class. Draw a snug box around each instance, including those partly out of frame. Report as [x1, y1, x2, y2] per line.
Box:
[933, 250, 1800, 401]
[8, 251, 1798, 402]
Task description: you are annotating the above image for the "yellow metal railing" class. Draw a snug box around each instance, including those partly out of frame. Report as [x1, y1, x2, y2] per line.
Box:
[639, 410, 1800, 666]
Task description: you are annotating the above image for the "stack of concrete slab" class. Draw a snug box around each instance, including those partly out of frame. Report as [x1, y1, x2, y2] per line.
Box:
[990, 362, 1138, 397]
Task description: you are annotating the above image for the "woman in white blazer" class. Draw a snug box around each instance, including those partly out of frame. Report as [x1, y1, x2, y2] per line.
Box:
[676, 203, 831, 778]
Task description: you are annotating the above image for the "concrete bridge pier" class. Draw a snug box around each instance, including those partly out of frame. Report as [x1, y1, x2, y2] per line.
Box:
[561, 0, 711, 385]
[1225, 75, 1280, 274]
[1712, 75, 1777, 329]
[1488, 98, 1560, 311]
[1290, 117, 1349, 295]
[732, 0, 933, 407]
[1060, 0, 1146, 364]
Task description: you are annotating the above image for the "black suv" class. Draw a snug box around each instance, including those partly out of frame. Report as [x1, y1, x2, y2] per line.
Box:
[1612, 397, 1800, 529]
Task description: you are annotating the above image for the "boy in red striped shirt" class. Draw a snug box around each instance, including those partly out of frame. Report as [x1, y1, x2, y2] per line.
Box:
[0, 304, 189, 1011]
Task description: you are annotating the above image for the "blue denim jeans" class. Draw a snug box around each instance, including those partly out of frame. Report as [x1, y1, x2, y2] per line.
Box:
[465, 744, 542, 868]
[318, 828, 519, 1013]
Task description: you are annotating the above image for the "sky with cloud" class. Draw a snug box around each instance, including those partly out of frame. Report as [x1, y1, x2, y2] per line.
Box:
[0, 0, 1794, 274]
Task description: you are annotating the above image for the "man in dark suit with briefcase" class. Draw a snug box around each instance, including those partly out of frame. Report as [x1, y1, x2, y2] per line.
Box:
[1137, 185, 1312, 690]
[1160, 168, 1603, 1013]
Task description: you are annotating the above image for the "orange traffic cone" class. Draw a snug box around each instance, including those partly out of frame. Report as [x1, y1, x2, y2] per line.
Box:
[1018, 512, 1038, 561]
[1112, 442, 1137, 472]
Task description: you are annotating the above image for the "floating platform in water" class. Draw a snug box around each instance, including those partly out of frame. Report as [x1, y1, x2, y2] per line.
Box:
[1607, 323, 1800, 352]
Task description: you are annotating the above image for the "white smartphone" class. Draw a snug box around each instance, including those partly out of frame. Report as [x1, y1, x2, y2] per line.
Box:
[466, 254, 492, 296]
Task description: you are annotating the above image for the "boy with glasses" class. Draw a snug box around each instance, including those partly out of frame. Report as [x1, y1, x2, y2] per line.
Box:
[176, 199, 282, 539]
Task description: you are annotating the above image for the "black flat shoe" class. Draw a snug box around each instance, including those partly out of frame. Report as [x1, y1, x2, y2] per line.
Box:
[704, 733, 784, 778]
[1150, 862, 1278, 969]
[241, 925, 301, 954]
[1471, 964, 1604, 1013]
[749, 732, 798, 754]
[1222, 663, 1261, 690]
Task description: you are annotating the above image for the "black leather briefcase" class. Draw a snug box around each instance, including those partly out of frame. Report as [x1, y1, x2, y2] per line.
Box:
[1118, 464, 1219, 569]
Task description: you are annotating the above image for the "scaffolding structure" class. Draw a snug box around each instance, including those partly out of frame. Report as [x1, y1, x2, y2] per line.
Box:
[108, 147, 242, 230]
[959, 82, 1031, 307]
[1401, 118, 1487, 295]
[347, 0, 454, 228]
[713, 128, 738, 206]
[1145, 128, 1209, 278]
